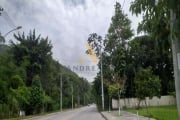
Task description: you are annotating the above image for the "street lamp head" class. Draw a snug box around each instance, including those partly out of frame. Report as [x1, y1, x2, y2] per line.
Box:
[3, 26, 22, 37]
[16, 26, 22, 30]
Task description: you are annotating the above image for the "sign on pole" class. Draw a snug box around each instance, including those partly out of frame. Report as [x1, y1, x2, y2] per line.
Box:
[177, 53, 180, 70]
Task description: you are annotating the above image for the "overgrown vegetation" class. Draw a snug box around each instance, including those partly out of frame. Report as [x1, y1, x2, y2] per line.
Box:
[88, 1, 176, 112]
[1, 0, 180, 119]
[0, 30, 93, 119]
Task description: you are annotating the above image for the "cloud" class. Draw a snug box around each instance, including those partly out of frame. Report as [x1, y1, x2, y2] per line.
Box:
[0, 0, 141, 82]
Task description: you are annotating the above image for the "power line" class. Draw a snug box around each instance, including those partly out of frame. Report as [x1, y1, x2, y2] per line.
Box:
[0, 5, 16, 28]
[122, 0, 125, 9]
[2, 11, 16, 28]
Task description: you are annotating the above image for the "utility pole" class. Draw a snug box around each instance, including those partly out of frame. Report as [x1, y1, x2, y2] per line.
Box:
[170, 10, 180, 119]
[60, 73, 62, 112]
[84, 95, 85, 105]
[71, 82, 74, 110]
[100, 46, 104, 111]
[86, 33, 104, 110]
[77, 88, 80, 106]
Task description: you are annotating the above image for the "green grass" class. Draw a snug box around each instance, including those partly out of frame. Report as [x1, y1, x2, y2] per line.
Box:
[127, 105, 178, 120]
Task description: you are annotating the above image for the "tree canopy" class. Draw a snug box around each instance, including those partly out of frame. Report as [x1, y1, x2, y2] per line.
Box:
[0, 30, 93, 118]
[88, 1, 175, 111]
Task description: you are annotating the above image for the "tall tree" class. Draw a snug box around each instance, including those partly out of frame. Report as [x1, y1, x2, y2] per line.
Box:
[0, 50, 28, 117]
[105, 2, 133, 53]
[129, 35, 174, 95]
[27, 75, 44, 114]
[130, 0, 180, 118]
[12, 30, 52, 86]
[88, 2, 133, 110]
[104, 2, 133, 97]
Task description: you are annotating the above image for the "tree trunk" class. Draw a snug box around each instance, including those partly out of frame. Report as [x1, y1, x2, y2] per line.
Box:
[144, 100, 149, 115]
[137, 99, 141, 109]
[170, 10, 180, 119]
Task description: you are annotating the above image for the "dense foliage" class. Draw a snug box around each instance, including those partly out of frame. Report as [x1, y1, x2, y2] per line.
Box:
[88, 2, 175, 111]
[0, 30, 92, 118]
[1, 0, 179, 118]
[134, 67, 161, 109]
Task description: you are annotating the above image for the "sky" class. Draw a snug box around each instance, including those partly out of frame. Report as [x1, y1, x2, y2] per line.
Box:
[0, 0, 141, 82]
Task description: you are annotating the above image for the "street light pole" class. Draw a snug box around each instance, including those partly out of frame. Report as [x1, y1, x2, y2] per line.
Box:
[60, 73, 63, 112]
[109, 59, 115, 113]
[101, 49, 104, 111]
[0, 26, 22, 44]
[71, 82, 74, 110]
[118, 89, 122, 116]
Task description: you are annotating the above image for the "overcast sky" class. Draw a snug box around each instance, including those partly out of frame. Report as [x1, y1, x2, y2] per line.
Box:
[0, 0, 141, 82]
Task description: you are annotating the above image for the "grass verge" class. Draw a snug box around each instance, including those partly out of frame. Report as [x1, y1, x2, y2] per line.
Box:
[127, 105, 178, 120]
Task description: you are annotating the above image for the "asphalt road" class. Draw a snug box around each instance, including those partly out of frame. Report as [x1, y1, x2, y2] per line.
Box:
[26, 105, 105, 120]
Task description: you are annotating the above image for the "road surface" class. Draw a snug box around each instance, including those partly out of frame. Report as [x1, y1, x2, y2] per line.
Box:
[26, 105, 104, 120]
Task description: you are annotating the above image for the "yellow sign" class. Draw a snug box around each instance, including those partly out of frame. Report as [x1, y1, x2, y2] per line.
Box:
[86, 43, 98, 63]
[78, 43, 98, 64]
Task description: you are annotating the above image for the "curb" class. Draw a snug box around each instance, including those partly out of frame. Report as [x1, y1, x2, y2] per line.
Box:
[100, 112, 108, 120]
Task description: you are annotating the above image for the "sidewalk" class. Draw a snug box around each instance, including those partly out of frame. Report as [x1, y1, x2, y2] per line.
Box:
[101, 110, 155, 120]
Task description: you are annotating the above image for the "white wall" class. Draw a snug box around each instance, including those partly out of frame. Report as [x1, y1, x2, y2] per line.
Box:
[112, 95, 176, 109]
